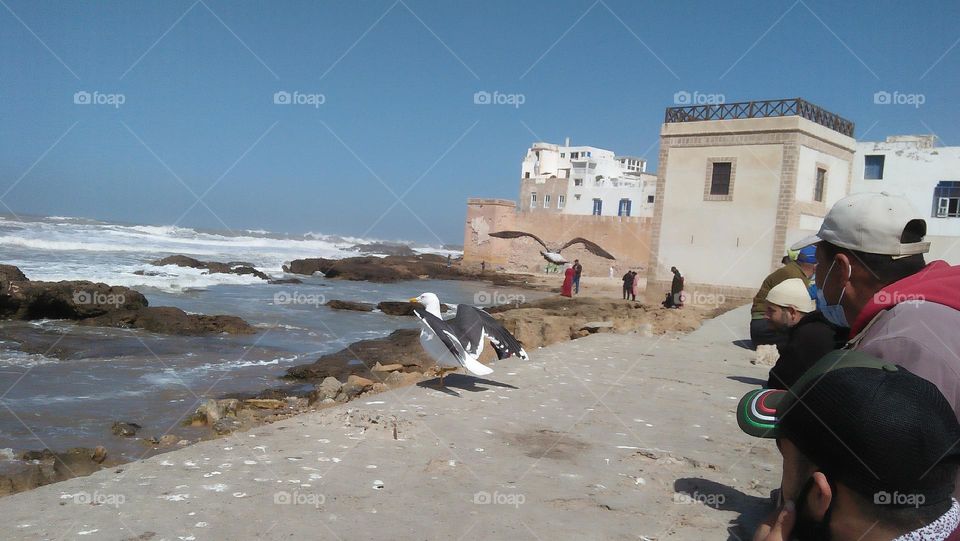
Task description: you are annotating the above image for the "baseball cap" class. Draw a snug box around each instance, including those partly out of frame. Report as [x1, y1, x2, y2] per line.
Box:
[791, 192, 930, 257]
[765, 278, 815, 312]
[737, 350, 960, 505]
[795, 245, 817, 264]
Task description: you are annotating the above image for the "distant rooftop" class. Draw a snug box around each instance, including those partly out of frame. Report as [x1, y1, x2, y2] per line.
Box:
[664, 98, 855, 137]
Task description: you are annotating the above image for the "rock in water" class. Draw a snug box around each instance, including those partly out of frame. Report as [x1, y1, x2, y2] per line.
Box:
[78, 306, 256, 335]
[326, 300, 376, 312]
[111, 421, 142, 437]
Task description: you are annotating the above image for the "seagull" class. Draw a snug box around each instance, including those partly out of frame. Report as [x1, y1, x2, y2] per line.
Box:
[408, 292, 529, 386]
[488, 230, 616, 265]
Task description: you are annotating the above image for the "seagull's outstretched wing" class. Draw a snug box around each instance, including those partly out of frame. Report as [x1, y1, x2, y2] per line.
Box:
[448, 305, 529, 361]
[489, 230, 550, 251]
[412, 307, 493, 376]
[558, 237, 617, 260]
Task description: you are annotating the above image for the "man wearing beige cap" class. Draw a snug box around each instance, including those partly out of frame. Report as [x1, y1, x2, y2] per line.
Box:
[763, 278, 845, 389]
[792, 191, 960, 416]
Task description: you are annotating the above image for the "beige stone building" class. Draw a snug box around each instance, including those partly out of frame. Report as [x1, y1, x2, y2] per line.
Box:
[646, 98, 856, 300]
[463, 198, 652, 275]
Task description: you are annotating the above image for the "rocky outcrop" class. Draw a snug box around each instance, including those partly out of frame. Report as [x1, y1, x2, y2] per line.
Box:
[0, 278, 148, 320]
[286, 328, 429, 381]
[283, 255, 463, 283]
[376, 301, 449, 316]
[326, 300, 376, 312]
[0, 264, 28, 295]
[0, 447, 118, 497]
[151, 255, 270, 281]
[78, 306, 256, 335]
[349, 242, 416, 257]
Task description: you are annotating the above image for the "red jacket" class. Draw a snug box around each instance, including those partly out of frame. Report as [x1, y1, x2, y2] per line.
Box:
[851, 260, 960, 336]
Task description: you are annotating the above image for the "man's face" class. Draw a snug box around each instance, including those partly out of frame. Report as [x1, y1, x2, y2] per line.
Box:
[765, 304, 795, 331]
[777, 437, 813, 504]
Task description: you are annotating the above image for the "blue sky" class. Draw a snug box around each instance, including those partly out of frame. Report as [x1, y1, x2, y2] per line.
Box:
[1, 0, 958, 243]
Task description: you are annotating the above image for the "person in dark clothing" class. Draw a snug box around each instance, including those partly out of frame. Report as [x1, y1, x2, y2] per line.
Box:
[749, 246, 817, 349]
[669, 266, 684, 308]
[761, 278, 847, 390]
[572, 260, 583, 294]
[621, 270, 634, 300]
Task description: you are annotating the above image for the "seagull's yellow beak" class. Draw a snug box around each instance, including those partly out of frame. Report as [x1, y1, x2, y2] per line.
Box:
[408, 297, 421, 304]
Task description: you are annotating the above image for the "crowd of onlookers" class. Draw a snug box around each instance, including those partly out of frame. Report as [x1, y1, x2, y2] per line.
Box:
[739, 192, 960, 540]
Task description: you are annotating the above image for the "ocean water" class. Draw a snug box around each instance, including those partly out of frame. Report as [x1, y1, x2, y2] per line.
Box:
[0, 215, 543, 461]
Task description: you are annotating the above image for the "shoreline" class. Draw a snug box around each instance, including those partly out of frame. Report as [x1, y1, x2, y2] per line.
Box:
[0, 304, 776, 540]
[0, 283, 727, 497]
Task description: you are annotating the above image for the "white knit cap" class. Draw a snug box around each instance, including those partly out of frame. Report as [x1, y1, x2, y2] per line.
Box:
[766, 278, 815, 313]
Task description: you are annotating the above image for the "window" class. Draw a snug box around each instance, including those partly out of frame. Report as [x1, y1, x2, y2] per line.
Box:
[544, 194, 551, 208]
[618, 198, 632, 217]
[814, 167, 827, 202]
[530, 192, 537, 207]
[524, 171, 530, 179]
[647, 195, 655, 204]
[558, 195, 565, 209]
[710, 162, 732, 195]
[934, 181, 960, 218]
[560, 153, 565, 158]
[592, 198, 602, 216]
[574, 194, 581, 200]
[864, 155, 885, 180]
[574, 178, 583, 186]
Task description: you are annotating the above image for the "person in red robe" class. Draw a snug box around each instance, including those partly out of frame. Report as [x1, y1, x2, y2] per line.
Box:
[561, 265, 574, 297]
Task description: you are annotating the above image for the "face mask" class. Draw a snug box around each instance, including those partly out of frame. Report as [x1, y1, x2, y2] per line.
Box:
[792, 475, 835, 541]
[816, 260, 849, 328]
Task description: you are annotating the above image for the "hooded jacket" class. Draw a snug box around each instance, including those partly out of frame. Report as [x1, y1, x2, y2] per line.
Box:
[850, 260, 960, 416]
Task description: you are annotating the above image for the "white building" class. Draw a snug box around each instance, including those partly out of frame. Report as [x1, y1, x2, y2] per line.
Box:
[851, 136, 960, 251]
[518, 139, 656, 217]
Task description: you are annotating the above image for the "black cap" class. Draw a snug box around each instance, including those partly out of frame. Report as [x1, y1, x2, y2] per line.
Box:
[738, 350, 960, 506]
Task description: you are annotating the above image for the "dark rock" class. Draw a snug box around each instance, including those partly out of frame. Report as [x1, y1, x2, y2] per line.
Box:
[268, 278, 302, 285]
[78, 306, 256, 335]
[152, 255, 269, 281]
[0, 279, 148, 320]
[326, 300, 375, 312]
[350, 242, 416, 257]
[0, 264, 28, 295]
[377, 301, 449, 316]
[111, 421, 142, 437]
[282, 255, 465, 283]
[1, 447, 117, 496]
[286, 328, 428, 381]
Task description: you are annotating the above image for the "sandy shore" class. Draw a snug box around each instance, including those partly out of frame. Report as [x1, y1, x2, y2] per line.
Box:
[0, 304, 778, 540]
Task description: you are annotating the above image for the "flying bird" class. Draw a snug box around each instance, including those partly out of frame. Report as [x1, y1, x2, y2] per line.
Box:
[488, 230, 616, 265]
[409, 292, 528, 386]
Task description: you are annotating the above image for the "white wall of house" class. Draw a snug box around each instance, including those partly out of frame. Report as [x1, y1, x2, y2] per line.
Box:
[851, 136, 960, 238]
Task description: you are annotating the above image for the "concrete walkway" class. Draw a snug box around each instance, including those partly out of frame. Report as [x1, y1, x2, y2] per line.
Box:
[0, 305, 780, 541]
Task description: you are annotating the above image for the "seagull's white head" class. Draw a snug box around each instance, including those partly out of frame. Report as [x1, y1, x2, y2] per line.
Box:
[409, 292, 442, 317]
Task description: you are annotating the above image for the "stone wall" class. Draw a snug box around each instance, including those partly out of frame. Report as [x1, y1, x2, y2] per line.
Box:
[463, 198, 652, 275]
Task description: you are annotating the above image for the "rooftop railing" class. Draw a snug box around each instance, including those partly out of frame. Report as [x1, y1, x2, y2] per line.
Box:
[664, 98, 854, 137]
